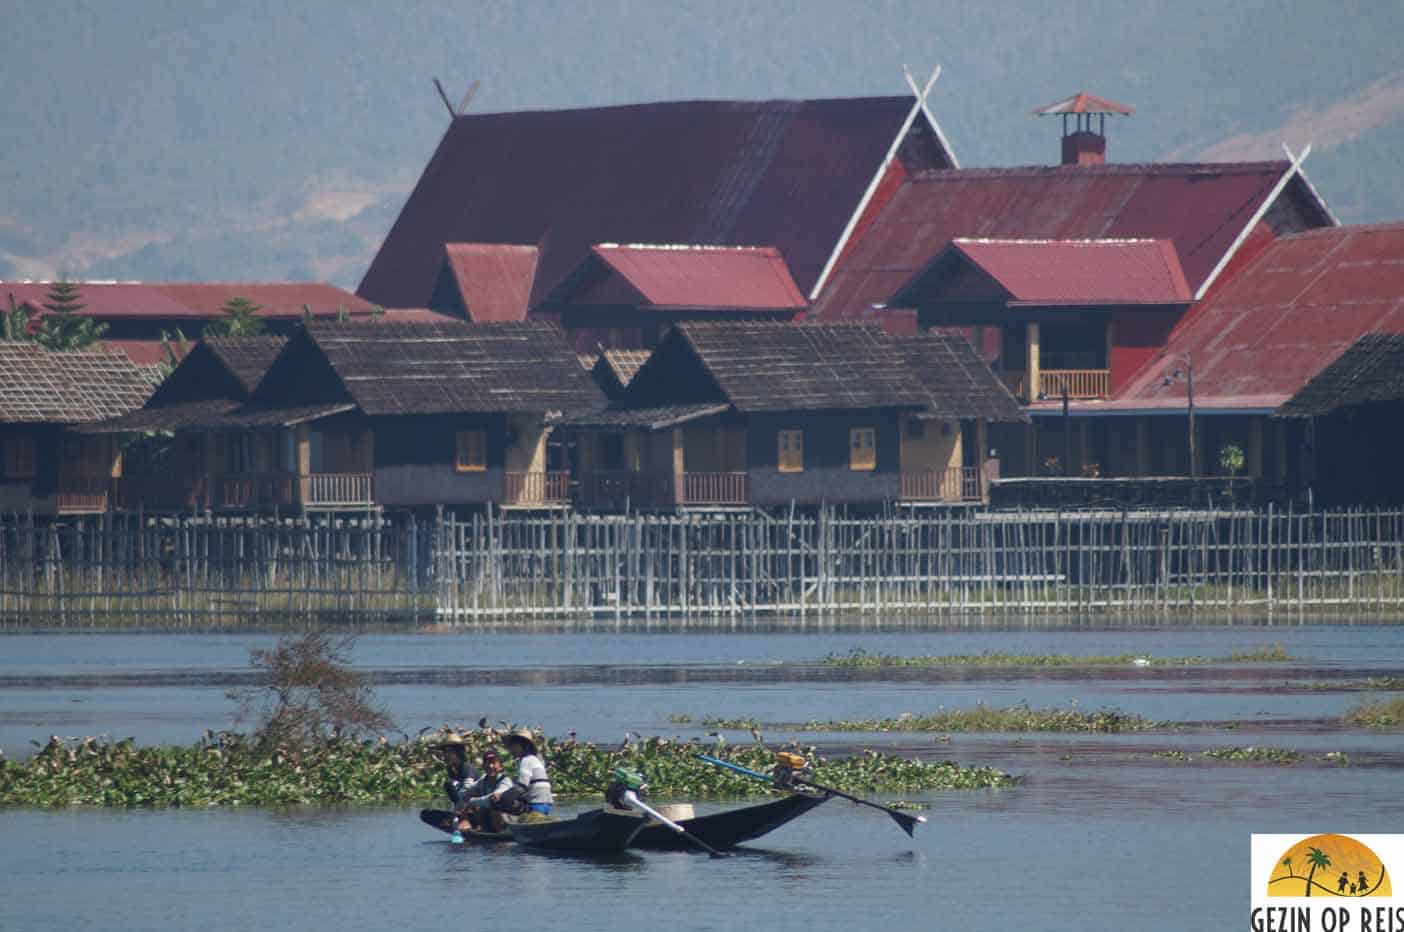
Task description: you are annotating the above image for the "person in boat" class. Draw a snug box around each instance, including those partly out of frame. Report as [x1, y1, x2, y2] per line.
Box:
[458, 748, 513, 832]
[431, 732, 476, 813]
[493, 727, 553, 817]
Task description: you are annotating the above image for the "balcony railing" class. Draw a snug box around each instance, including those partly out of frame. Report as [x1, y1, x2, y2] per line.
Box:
[1001, 369, 1111, 401]
[300, 473, 374, 509]
[900, 466, 984, 503]
[681, 471, 748, 505]
[55, 476, 111, 514]
[1038, 369, 1110, 400]
[504, 471, 571, 506]
[219, 473, 296, 510]
[577, 471, 673, 509]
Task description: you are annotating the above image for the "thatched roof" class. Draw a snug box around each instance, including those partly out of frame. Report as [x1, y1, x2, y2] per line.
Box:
[302, 321, 604, 416]
[0, 342, 153, 423]
[1276, 333, 1404, 417]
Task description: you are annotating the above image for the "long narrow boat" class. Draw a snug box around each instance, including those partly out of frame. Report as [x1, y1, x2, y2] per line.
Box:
[507, 807, 648, 852]
[418, 809, 512, 843]
[630, 792, 829, 850]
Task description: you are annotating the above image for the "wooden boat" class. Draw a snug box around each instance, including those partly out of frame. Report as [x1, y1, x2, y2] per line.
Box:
[418, 808, 511, 843]
[507, 807, 648, 852]
[630, 792, 830, 851]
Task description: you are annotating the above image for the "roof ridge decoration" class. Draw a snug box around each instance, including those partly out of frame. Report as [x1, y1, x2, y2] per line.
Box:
[808, 64, 958, 302]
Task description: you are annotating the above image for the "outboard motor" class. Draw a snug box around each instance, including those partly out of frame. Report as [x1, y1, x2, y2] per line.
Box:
[771, 751, 812, 789]
[605, 766, 648, 810]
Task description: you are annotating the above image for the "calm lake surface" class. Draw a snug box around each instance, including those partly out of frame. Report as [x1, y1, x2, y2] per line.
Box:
[4, 618, 1403, 931]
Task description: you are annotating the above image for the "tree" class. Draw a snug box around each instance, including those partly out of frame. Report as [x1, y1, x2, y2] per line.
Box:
[35, 279, 106, 350]
[228, 630, 394, 752]
[3, 294, 30, 341]
[1219, 443, 1245, 479]
[151, 328, 191, 383]
[205, 296, 266, 337]
[1304, 846, 1332, 896]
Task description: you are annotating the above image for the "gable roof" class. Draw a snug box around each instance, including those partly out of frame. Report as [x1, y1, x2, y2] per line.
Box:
[1112, 223, 1404, 411]
[897, 238, 1192, 307]
[292, 321, 605, 416]
[549, 245, 808, 311]
[810, 160, 1333, 320]
[357, 96, 954, 312]
[202, 337, 289, 395]
[434, 243, 539, 322]
[897, 330, 1026, 422]
[0, 343, 153, 423]
[1276, 333, 1404, 417]
[596, 349, 651, 387]
[1, 282, 374, 320]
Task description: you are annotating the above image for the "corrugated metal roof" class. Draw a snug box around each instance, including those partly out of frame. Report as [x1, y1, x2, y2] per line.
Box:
[1114, 223, 1404, 410]
[554, 245, 808, 311]
[1276, 333, 1404, 417]
[0, 343, 152, 423]
[0, 282, 373, 320]
[900, 238, 1192, 306]
[358, 97, 953, 311]
[1033, 92, 1134, 115]
[810, 161, 1333, 320]
[442, 243, 539, 322]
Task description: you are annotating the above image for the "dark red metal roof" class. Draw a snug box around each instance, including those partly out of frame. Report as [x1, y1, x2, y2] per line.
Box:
[357, 97, 954, 311]
[906, 238, 1192, 306]
[1, 282, 373, 320]
[1033, 92, 1134, 115]
[442, 243, 539, 322]
[552, 245, 807, 311]
[1112, 223, 1404, 410]
[810, 161, 1333, 320]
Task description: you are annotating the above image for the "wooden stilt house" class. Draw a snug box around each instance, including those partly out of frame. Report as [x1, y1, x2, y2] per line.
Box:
[565, 323, 1025, 509]
[0, 343, 153, 514]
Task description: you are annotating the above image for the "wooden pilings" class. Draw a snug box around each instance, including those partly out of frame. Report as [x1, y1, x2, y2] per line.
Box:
[0, 506, 1402, 623]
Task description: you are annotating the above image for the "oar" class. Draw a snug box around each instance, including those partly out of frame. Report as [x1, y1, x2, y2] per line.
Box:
[696, 754, 927, 838]
[621, 789, 727, 858]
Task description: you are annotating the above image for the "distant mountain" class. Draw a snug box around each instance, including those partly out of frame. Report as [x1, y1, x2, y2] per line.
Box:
[3, 0, 1402, 290]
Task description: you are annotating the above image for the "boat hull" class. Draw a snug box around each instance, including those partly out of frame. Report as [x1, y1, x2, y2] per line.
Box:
[631, 792, 830, 850]
[507, 807, 647, 852]
[418, 809, 512, 843]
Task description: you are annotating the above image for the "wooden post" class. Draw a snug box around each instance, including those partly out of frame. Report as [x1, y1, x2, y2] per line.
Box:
[1135, 418, 1150, 477]
[295, 425, 311, 508]
[672, 427, 685, 507]
[1026, 321, 1041, 401]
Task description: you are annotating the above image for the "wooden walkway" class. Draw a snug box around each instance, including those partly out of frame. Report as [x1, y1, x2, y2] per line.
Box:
[1, 506, 1402, 622]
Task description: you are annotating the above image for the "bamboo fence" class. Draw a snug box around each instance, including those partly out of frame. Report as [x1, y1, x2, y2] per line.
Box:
[1, 505, 1402, 623]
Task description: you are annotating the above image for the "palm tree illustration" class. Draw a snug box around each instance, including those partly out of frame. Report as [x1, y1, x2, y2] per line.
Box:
[1281, 857, 1294, 878]
[1304, 847, 1332, 896]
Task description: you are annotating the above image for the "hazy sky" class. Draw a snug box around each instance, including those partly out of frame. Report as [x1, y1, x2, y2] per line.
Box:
[3, 0, 1401, 284]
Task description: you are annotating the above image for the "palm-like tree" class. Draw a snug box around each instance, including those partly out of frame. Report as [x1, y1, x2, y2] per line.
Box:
[1304, 847, 1332, 896]
[1281, 856, 1294, 878]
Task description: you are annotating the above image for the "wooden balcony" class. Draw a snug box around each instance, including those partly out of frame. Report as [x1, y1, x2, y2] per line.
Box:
[901, 466, 984, 503]
[218, 473, 296, 510]
[681, 471, 748, 505]
[300, 473, 374, 509]
[55, 476, 111, 514]
[576, 471, 673, 510]
[1001, 369, 1110, 401]
[504, 471, 571, 506]
[114, 475, 209, 512]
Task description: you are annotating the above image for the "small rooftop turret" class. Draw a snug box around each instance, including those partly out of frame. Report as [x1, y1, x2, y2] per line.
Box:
[1033, 91, 1133, 166]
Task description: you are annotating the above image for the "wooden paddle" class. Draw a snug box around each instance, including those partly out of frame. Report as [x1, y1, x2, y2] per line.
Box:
[620, 789, 726, 857]
[696, 754, 926, 838]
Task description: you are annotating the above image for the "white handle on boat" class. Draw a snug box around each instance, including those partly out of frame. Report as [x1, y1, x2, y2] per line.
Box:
[621, 790, 726, 858]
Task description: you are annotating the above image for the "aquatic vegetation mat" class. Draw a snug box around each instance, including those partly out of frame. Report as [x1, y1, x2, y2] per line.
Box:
[705, 703, 1160, 733]
[822, 645, 1292, 667]
[1344, 696, 1404, 728]
[0, 731, 1015, 808]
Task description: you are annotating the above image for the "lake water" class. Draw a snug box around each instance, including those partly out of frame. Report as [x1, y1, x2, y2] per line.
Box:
[3, 618, 1403, 931]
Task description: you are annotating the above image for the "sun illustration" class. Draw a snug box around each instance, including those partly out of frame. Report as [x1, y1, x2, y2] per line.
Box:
[1268, 835, 1391, 897]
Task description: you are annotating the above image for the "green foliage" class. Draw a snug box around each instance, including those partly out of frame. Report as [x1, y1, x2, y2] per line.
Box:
[227, 631, 394, 753]
[1219, 443, 1246, 477]
[707, 703, 1160, 734]
[823, 646, 1291, 667]
[1202, 746, 1302, 764]
[1344, 696, 1404, 728]
[205, 296, 266, 337]
[3, 295, 31, 341]
[0, 732, 1016, 808]
[35, 279, 107, 350]
[151, 328, 190, 382]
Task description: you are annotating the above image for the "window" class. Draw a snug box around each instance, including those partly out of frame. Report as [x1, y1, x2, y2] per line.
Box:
[455, 430, 487, 472]
[777, 429, 803, 473]
[2, 434, 37, 479]
[850, 428, 876, 471]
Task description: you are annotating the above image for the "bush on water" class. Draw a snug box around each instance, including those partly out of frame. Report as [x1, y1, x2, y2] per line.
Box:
[823, 645, 1291, 667]
[0, 731, 1016, 808]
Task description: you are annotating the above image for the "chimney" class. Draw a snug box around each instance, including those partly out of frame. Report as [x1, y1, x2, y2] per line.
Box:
[1032, 91, 1133, 166]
